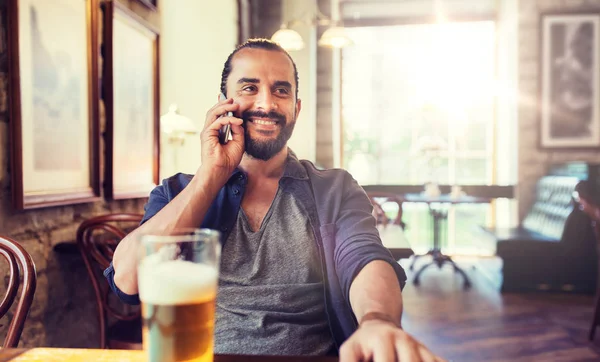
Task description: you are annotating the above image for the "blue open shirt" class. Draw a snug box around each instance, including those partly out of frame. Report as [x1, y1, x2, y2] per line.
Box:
[104, 151, 406, 349]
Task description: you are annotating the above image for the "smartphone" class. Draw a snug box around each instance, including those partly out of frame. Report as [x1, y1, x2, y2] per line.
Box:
[218, 93, 233, 145]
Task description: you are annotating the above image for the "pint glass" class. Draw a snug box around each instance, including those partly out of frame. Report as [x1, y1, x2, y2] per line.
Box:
[138, 229, 221, 362]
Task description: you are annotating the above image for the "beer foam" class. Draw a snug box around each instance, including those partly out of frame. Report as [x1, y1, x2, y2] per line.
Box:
[138, 258, 218, 305]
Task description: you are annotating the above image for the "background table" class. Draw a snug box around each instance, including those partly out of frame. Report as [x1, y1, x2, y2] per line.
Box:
[403, 193, 492, 288]
[0, 348, 339, 362]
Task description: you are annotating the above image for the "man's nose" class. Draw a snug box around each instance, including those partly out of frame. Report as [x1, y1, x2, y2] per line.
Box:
[255, 89, 277, 113]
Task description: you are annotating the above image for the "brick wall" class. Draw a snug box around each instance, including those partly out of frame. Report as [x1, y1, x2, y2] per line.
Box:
[316, 0, 334, 169]
[517, 0, 600, 219]
[0, 0, 155, 348]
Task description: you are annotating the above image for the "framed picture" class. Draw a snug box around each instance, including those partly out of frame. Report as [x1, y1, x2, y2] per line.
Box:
[103, 1, 159, 199]
[7, 0, 100, 210]
[540, 12, 600, 148]
[134, 0, 157, 11]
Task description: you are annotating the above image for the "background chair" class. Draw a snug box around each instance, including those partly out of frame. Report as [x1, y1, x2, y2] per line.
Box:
[367, 192, 406, 229]
[0, 236, 36, 347]
[574, 181, 600, 341]
[366, 192, 413, 260]
[482, 164, 598, 293]
[76, 213, 143, 349]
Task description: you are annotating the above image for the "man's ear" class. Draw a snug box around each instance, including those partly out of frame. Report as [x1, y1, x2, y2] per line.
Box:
[295, 98, 302, 121]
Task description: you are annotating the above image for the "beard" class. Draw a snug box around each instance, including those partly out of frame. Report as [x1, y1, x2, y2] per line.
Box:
[241, 109, 296, 161]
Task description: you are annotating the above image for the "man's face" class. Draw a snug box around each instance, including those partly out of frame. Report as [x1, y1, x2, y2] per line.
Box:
[226, 48, 301, 161]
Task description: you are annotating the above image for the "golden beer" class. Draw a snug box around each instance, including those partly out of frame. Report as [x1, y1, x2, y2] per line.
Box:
[139, 230, 221, 362]
[142, 298, 216, 362]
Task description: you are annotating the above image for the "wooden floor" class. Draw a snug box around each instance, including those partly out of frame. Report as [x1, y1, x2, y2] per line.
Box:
[400, 257, 600, 362]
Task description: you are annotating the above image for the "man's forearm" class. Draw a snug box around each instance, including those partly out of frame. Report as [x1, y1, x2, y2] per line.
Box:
[112, 170, 227, 295]
[349, 260, 403, 327]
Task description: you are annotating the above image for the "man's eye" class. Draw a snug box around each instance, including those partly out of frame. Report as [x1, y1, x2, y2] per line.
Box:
[275, 88, 290, 95]
[242, 86, 257, 92]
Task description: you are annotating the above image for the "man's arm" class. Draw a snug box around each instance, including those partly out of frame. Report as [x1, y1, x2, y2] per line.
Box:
[112, 172, 226, 295]
[349, 260, 403, 327]
[112, 97, 244, 296]
[342, 260, 444, 362]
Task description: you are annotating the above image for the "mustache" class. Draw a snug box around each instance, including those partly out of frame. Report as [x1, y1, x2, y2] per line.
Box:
[241, 110, 286, 123]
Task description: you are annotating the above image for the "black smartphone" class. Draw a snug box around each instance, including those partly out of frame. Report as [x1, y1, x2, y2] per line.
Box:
[218, 93, 233, 145]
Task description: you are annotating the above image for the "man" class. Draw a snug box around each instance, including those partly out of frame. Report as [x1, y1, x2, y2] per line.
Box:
[106, 39, 443, 361]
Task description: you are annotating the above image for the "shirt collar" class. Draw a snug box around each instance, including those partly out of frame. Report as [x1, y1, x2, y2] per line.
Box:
[282, 149, 309, 180]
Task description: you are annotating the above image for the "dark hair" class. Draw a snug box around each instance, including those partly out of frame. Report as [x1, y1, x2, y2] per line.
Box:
[220, 38, 299, 99]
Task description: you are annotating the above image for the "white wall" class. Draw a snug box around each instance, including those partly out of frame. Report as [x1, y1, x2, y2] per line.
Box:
[160, 0, 238, 179]
[282, 0, 317, 163]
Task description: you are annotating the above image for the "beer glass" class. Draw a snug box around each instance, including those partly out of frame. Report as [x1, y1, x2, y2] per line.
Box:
[138, 229, 221, 362]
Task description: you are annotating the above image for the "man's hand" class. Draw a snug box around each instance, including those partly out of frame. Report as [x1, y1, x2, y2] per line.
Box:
[340, 320, 446, 362]
[200, 97, 245, 178]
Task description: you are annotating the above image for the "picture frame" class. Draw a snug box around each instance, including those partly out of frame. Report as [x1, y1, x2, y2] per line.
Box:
[103, 1, 160, 200]
[7, 0, 101, 210]
[134, 0, 157, 11]
[540, 12, 600, 149]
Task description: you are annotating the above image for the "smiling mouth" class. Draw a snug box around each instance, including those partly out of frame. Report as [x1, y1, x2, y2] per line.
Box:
[250, 118, 279, 126]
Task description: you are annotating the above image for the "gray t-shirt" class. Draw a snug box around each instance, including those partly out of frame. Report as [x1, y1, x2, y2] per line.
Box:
[214, 187, 335, 355]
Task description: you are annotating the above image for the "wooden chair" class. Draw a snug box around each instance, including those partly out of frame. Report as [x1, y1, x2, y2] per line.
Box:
[573, 182, 600, 341]
[367, 192, 406, 229]
[76, 213, 143, 349]
[0, 236, 36, 347]
[366, 192, 413, 260]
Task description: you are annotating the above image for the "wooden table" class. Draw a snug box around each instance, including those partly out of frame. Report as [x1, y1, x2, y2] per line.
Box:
[0, 348, 338, 362]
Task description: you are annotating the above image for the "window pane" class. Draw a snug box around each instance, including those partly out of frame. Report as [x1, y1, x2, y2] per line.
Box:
[450, 204, 494, 255]
[455, 158, 489, 184]
[456, 119, 490, 152]
[342, 21, 496, 255]
[402, 204, 433, 254]
[342, 21, 495, 186]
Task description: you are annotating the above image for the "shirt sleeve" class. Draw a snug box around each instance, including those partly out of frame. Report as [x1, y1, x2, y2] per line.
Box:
[104, 181, 171, 305]
[141, 180, 172, 225]
[103, 263, 140, 305]
[333, 172, 407, 304]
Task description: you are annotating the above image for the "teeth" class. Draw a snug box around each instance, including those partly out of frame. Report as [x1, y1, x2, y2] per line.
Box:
[254, 120, 276, 125]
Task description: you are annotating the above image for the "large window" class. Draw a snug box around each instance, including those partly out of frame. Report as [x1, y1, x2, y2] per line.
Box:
[342, 21, 497, 255]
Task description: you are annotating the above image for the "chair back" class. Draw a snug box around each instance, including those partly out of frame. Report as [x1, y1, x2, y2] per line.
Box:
[366, 192, 413, 258]
[0, 236, 37, 347]
[366, 192, 405, 228]
[76, 213, 143, 348]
